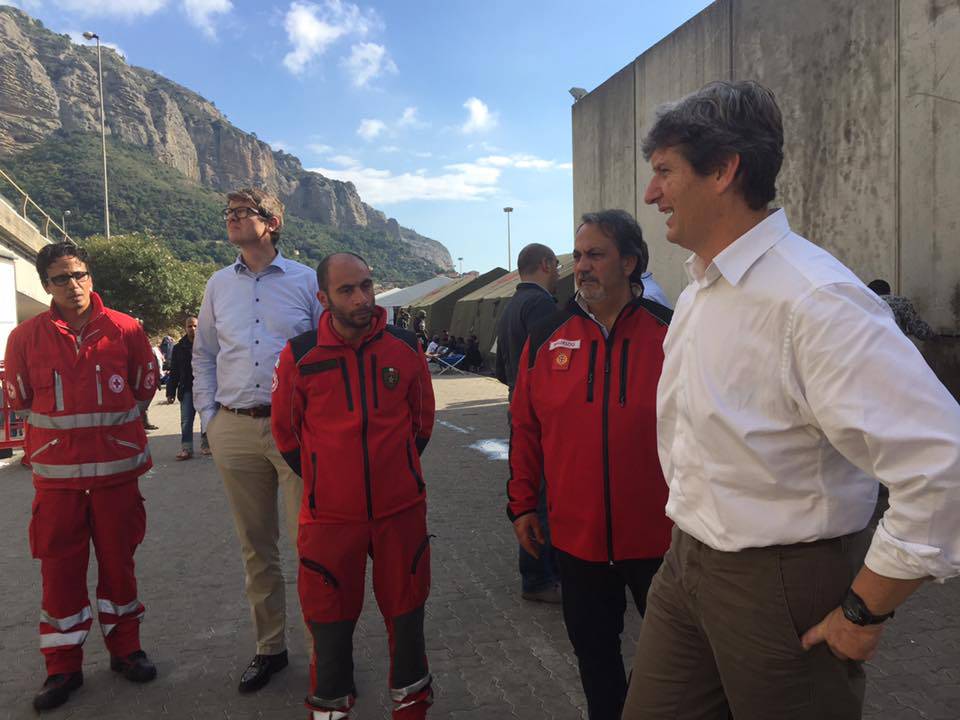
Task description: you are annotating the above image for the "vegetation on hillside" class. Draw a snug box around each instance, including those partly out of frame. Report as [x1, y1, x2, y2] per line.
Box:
[3, 132, 442, 284]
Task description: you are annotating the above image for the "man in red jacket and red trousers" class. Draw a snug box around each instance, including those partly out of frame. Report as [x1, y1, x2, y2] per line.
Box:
[272, 252, 436, 720]
[508, 210, 673, 720]
[4, 242, 160, 712]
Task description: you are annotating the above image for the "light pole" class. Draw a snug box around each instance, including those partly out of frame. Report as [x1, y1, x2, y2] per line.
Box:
[83, 31, 110, 239]
[62, 209, 71, 237]
[503, 207, 513, 271]
[457, 256, 463, 275]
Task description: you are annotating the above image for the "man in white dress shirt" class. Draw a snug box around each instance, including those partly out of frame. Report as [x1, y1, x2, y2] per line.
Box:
[623, 80, 960, 720]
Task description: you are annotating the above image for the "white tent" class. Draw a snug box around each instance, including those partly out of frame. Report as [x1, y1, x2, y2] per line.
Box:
[376, 276, 455, 323]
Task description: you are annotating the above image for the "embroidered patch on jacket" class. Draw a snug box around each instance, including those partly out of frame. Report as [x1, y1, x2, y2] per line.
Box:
[382, 367, 400, 389]
[552, 349, 572, 371]
[144, 372, 156, 390]
[108, 374, 125, 393]
[549, 338, 581, 351]
[271, 371, 279, 393]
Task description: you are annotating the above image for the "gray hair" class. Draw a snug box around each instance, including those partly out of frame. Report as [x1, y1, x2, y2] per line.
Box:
[641, 80, 784, 210]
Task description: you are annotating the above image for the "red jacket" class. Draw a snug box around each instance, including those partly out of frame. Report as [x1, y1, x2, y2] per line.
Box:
[272, 306, 435, 525]
[508, 297, 673, 563]
[4, 292, 157, 490]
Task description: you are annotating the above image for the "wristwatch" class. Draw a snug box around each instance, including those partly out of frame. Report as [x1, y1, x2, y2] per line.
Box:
[841, 587, 895, 626]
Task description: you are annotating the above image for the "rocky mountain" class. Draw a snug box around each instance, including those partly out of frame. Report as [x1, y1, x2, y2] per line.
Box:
[0, 6, 453, 272]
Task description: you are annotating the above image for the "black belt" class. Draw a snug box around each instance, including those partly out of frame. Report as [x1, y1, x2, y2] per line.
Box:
[222, 405, 271, 418]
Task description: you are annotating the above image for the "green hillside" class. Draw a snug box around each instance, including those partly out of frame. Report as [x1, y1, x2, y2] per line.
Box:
[2, 132, 441, 283]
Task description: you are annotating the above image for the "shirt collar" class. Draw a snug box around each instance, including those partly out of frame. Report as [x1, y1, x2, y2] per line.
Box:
[684, 209, 791, 288]
[233, 249, 288, 274]
[517, 281, 554, 299]
[575, 284, 643, 338]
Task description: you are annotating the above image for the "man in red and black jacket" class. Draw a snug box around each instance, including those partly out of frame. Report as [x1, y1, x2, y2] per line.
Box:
[507, 210, 673, 720]
[4, 242, 160, 712]
[272, 252, 435, 720]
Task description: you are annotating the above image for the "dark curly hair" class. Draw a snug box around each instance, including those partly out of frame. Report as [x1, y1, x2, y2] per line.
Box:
[36, 241, 89, 283]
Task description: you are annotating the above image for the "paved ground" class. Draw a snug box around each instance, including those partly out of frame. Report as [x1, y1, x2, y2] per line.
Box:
[1, 374, 958, 719]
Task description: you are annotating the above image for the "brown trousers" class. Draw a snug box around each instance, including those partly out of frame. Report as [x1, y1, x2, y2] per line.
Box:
[623, 527, 870, 720]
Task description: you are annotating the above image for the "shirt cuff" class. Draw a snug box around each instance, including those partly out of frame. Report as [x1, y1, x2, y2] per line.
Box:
[199, 406, 218, 432]
[864, 521, 959, 583]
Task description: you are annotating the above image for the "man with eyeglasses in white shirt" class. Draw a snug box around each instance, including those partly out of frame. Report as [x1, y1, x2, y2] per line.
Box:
[622, 80, 960, 720]
[193, 187, 322, 694]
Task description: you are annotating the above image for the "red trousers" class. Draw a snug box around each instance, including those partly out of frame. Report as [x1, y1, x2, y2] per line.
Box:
[29, 479, 146, 675]
[298, 502, 432, 719]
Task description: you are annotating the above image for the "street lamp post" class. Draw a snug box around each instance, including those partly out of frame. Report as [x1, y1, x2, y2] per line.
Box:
[62, 209, 71, 238]
[83, 31, 110, 239]
[503, 207, 513, 271]
[457, 256, 463, 275]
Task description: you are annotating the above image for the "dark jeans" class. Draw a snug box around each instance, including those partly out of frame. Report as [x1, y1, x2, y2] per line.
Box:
[518, 478, 559, 592]
[179, 391, 207, 451]
[556, 549, 662, 720]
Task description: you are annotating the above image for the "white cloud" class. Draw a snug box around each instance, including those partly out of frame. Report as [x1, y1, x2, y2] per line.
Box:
[267, 140, 291, 152]
[413, 151, 433, 158]
[182, 0, 232, 38]
[356, 118, 386, 141]
[54, 0, 167, 18]
[67, 30, 126, 58]
[477, 153, 571, 171]
[343, 42, 396, 87]
[379, 145, 401, 153]
[310, 161, 501, 204]
[462, 97, 497, 134]
[306, 143, 333, 155]
[282, 0, 377, 75]
[329, 154, 359, 167]
[397, 106, 428, 129]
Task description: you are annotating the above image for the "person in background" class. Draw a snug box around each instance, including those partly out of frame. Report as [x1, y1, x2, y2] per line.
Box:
[496, 242, 563, 604]
[867, 279, 935, 340]
[639, 270, 672, 308]
[165, 316, 209, 460]
[193, 187, 323, 694]
[4, 242, 160, 711]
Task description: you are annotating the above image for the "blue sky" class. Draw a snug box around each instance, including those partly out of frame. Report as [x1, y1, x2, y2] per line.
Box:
[8, 0, 712, 275]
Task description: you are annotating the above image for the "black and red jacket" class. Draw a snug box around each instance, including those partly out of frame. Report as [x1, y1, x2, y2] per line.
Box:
[3, 292, 157, 490]
[507, 296, 673, 563]
[272, 306, 435, 525]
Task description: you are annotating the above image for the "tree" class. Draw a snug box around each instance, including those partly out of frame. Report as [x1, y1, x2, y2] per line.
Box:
[85, 233, 214, 333]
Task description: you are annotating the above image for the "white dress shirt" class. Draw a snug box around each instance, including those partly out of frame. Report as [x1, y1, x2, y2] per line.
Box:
[193, 251, 322, 429]
[658, 209, 960, 581]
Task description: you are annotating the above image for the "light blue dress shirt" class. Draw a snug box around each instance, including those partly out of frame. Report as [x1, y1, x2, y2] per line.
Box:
[640, 271, 672, 309]
[193, 251, 322, 429]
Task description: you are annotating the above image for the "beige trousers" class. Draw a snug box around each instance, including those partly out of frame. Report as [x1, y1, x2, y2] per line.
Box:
[206, 408, 303, 655]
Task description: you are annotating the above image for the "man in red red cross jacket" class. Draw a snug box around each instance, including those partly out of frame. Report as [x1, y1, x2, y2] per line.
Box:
[272, 252, 435, 720]
[4, 242, 160, 712]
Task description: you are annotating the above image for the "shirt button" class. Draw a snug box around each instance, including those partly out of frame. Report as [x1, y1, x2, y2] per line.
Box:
[255, 362, 259, 366]
[255, 340, 259, 345]
[256, 298, 260, 302]
[255, 383, 260, 388]
[256, 319, 260, 323]
[256, 278, 260, 282]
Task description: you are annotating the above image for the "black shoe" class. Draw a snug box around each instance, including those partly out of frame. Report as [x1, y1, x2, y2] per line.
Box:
[110, 650, 157, 683]
[33, 672, 83, 712]
[143, 423, 159, 431]
[238, 650, 288, 694]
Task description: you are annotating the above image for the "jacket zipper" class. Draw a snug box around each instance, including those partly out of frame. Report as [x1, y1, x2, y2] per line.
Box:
[356, 348, 373, 520]
[95, 365, 103, 406]
[53, 370, 64, 411]
[109, 435, 141, 451]
[406, 439, 425, 493]
[410, 534, 435, 574]
[309, 451, 317, 517]
[370, 354, 379, 409]
[586, 341, 598, 402]
[300, 558, 339, 588]
[338, 358, 354, 411]
[619, 340, 630, 407]
[31, 438, 60, 459]
[602, 340, 614, 564]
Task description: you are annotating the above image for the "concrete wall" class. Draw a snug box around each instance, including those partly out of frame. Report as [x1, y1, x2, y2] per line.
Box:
[572, 0, 960, 340]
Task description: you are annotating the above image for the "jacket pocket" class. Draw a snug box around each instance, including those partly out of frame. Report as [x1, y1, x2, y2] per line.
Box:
[108, 435, 142, 452]
[410, 534, 435, 575]
[406, 439, 425, 493]
[31, 437, 60, 460]
[300, 558, 340, 588]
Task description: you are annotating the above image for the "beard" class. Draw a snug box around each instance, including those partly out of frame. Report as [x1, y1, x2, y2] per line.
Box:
[577, 276, 607, 303]
[328, 299, 374, 330]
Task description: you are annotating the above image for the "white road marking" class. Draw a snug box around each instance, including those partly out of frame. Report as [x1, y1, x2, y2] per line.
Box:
[469, 439, 509, 461]
[437, 420, 470, 434]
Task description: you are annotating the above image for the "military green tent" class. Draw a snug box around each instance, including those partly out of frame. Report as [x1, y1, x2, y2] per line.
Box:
[449, 253, 576, 370]
[407, 267, 508, 338]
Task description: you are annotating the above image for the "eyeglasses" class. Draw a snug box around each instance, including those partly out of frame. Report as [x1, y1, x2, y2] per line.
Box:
[222, 206, 266, 221]
[47, 271, 90, 286]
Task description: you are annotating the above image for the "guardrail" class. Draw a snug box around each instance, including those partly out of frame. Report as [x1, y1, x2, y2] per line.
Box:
[0, 166, 72, 244]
